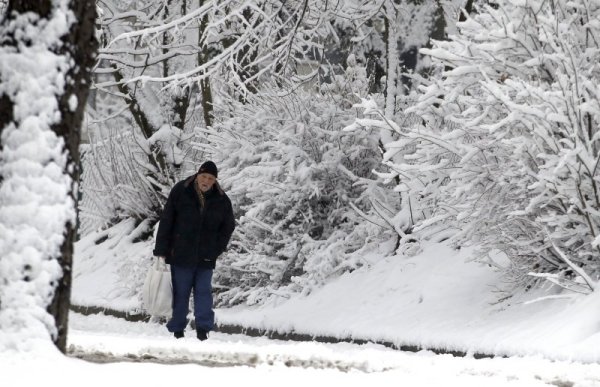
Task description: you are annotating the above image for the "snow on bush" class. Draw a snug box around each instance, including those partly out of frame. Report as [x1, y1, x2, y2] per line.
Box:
[203, 60, 395, 306]
[355, 0, 600, 293]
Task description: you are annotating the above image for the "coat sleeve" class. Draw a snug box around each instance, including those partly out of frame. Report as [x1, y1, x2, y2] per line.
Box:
[217, 196, 236, 255]
[153, 184, 178, 257]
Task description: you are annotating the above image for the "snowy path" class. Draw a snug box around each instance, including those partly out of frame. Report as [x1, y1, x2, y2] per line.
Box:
[57, 312, 600, 386]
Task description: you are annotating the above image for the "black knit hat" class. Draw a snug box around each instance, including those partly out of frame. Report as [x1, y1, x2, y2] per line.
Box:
[198, 160, 218, 178]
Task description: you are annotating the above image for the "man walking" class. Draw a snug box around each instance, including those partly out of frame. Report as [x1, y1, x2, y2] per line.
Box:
[153, 161, 235, 340]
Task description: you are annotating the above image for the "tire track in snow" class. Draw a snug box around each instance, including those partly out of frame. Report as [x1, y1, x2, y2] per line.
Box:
[67, 344, 383, 372]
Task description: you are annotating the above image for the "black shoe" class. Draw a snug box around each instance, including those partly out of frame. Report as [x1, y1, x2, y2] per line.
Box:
[196, 330, 208, 341]
[174, 331, 184, 339]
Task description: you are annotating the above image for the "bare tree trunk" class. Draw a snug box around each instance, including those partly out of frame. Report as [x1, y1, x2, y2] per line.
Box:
[198, 0, 214, 127]
[459, 0, 474, 22]
[162, 0, 192, 131]
[50, 0, 98, 353]
[0, 0, 98, 353]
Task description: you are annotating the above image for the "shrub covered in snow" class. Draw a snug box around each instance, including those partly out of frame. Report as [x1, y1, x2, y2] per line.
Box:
[356, 0, 600, 293]
[207, 60, 395, 305]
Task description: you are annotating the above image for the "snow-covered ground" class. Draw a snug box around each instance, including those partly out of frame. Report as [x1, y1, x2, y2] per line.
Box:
[217, 243, 600, 363]
[71, 224, 600, 364]
[36, 219, 596, 385]
[3, 222, 600, 385]
[4, 311, 600, 387]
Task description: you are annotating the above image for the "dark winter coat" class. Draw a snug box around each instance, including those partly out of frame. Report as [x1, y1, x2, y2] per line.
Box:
[153, 175, 235, 269]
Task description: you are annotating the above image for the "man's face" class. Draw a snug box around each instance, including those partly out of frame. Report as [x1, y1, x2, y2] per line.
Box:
[196, 173, 216, 192]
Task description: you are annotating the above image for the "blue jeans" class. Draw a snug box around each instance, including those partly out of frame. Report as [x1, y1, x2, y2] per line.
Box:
[166, 264, 214, 333]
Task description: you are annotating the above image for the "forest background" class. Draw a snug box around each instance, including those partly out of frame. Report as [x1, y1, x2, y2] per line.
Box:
[1, 0, 599, 354]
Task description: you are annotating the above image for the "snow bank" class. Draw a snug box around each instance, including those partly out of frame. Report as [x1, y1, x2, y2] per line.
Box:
[72, 230, 600, 362]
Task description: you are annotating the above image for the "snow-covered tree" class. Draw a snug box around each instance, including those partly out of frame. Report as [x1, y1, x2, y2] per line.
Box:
[0, 0, 97, 352]
[337, 0, 448, 254]
[100, 0, 341, 96]
[81, 0, 345, 231]
[80, 0, 203, 231]
[359, 0, 600, 293]
[201, 57, 392, 305]
[78, 0, 458, 308]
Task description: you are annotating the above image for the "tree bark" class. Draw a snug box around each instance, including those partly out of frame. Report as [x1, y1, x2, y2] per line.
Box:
[49, 0, 98, 353]
[459, 0, 474, 22]
[198, 0, 214, 127]
[163, 0, 191, 131]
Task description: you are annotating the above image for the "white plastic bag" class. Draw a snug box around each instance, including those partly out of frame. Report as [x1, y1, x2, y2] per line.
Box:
[142, 258, 172, 317]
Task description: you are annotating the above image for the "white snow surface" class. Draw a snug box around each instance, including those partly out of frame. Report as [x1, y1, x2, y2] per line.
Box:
[3, 311, 600, 386]
[218, 244, 600, 363]
[2, 183, 600, 385]
[69, 225, 600, 365]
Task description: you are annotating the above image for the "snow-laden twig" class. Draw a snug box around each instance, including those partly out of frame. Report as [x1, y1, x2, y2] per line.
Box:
[522, 294, 578, 305]
[106, 2, 212, 48]
[527, 272, 592, 295]
[546, 237, 597, 292]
